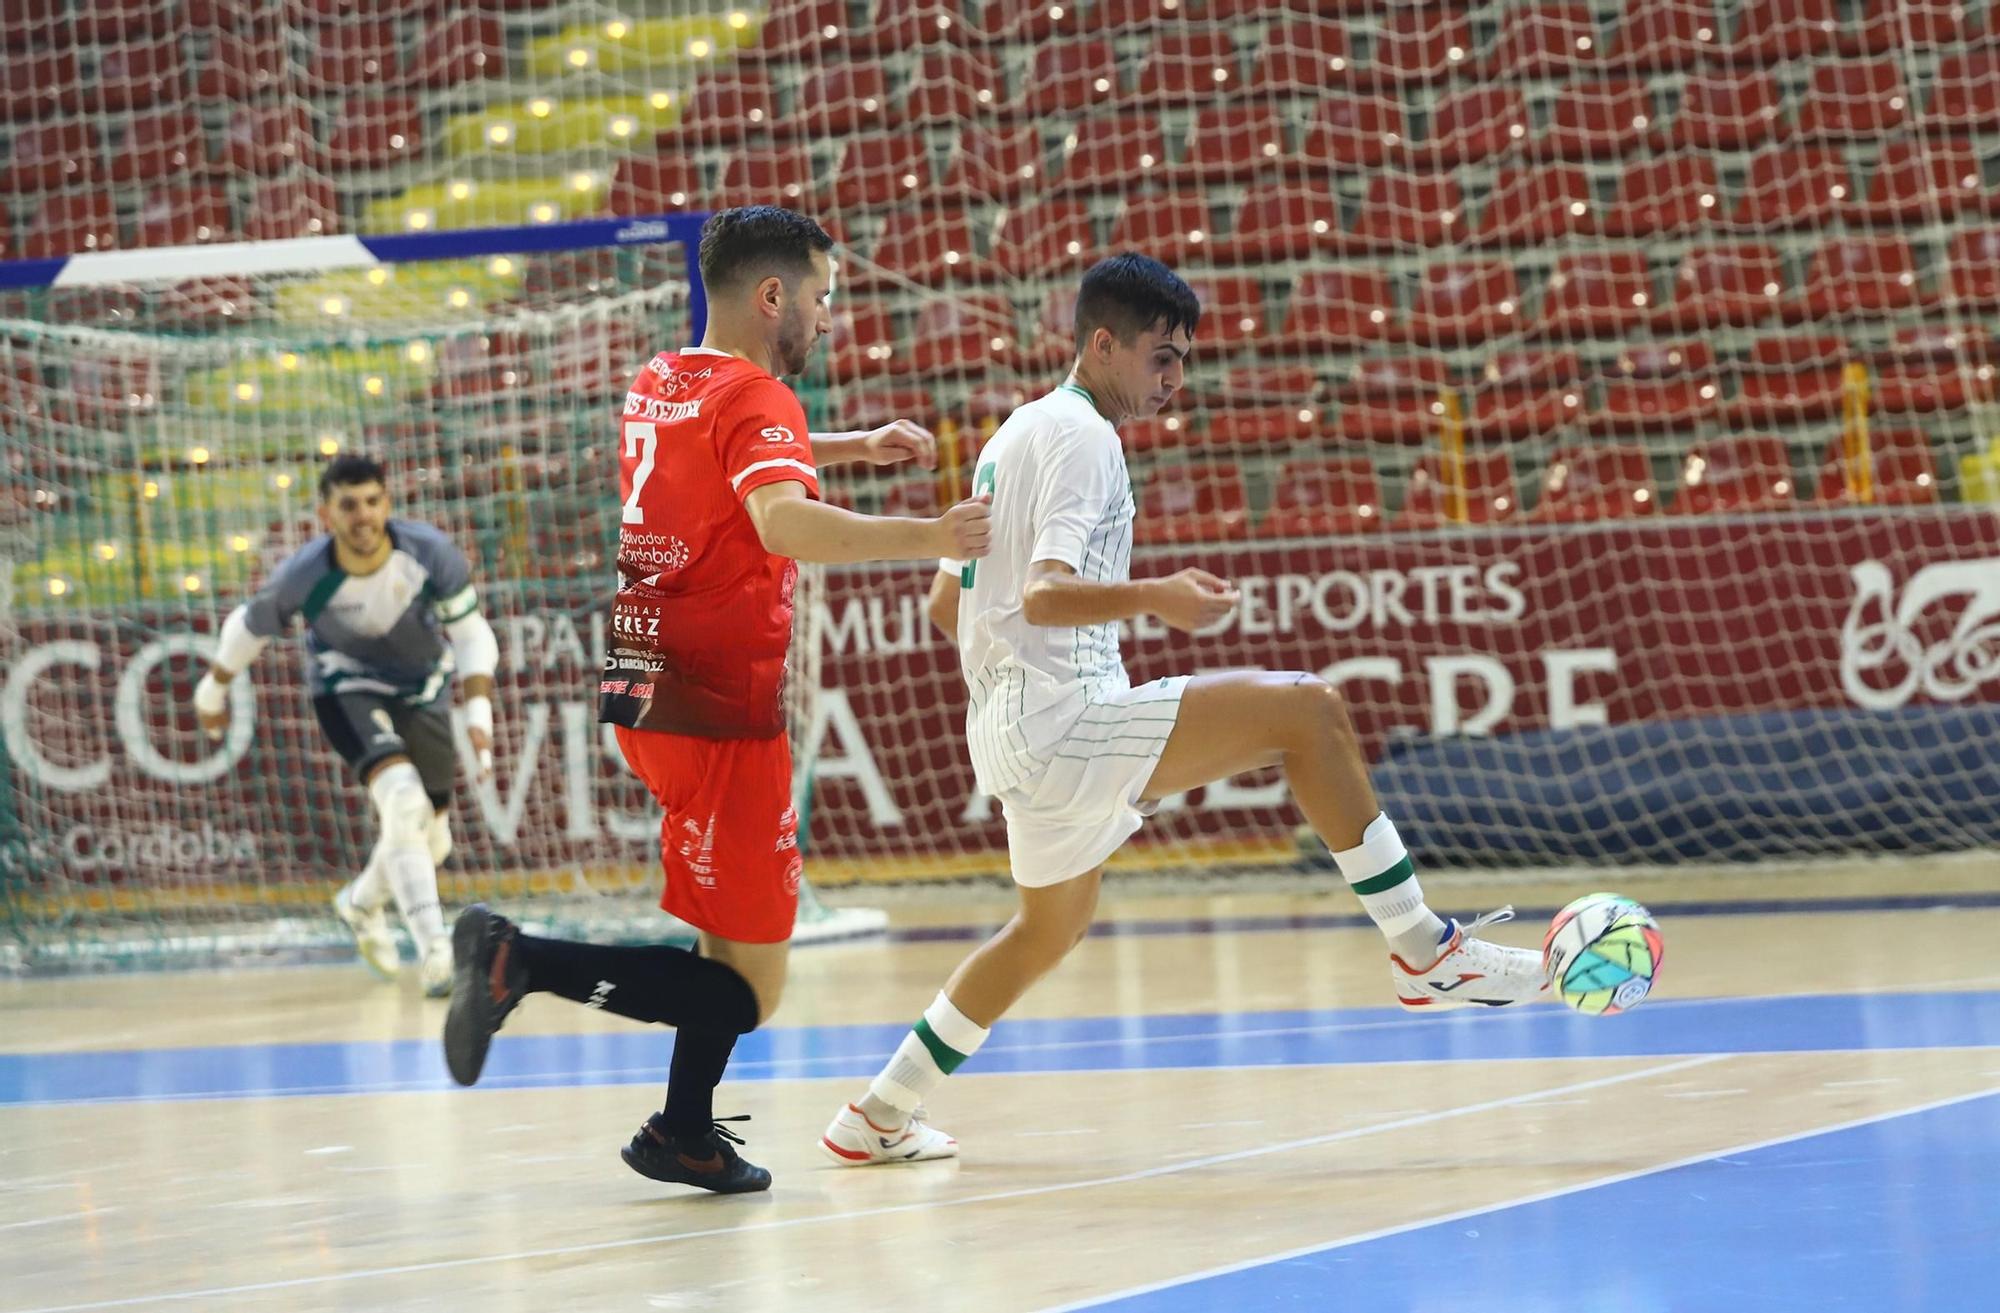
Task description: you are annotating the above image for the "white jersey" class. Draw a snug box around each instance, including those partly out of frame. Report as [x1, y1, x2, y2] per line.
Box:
[950, 384, 1137, 795]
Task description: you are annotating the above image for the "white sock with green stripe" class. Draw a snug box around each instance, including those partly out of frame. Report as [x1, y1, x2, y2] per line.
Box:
[1332, 813, 1449, 965]
[859, 991, 990, 1127]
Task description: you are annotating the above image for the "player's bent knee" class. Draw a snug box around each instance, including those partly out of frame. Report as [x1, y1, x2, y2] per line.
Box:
[368, 761, 435, 851]
[1290, 674, 1352, 738]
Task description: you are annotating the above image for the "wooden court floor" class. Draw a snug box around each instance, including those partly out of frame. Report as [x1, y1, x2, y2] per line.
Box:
[3, 861, 1999, 1312]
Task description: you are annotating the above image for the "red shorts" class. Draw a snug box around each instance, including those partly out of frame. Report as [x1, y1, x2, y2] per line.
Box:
[614, 725, 802, 944]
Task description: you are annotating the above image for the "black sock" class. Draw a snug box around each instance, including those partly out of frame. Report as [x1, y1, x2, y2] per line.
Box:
[662, 1029, 740, 1138]
[512, 935, 759, 1034]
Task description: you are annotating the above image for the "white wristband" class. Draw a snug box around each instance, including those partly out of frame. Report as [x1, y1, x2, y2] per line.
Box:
[464, 695, 494, 772]
[194, 671, 229, 717]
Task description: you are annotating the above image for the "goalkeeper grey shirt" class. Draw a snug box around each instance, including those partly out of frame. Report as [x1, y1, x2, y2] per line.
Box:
[242, 518, 477, 704]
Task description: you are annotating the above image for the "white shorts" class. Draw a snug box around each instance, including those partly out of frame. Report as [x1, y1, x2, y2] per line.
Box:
[996, 676, 1189, 888]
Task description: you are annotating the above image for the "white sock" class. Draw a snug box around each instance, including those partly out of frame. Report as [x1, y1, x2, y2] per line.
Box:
[368, 766, 446, 953]
[350, 842, 390, 911]
[1331, 813, 1449, 964]
[861, 991, 991, 1124]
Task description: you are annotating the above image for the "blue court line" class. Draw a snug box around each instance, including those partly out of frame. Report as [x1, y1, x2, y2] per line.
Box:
[2, 990, 1997, 1108]
[1067, 1088, 2000, 1313]
[888, 890, 2000, 944]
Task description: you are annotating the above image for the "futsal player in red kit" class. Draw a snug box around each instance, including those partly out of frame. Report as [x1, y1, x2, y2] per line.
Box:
[443, 206, 993, 1192]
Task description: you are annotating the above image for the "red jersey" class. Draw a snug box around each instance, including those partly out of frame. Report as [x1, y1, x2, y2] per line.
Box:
[598, 347, 819, 739]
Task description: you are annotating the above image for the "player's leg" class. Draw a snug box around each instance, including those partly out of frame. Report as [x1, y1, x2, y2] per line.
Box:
[313, 694, 404, 980]
[391, 702, 462, 994]
[824, 868, 1100, 1165]
[1141, 671, 1545, 1009]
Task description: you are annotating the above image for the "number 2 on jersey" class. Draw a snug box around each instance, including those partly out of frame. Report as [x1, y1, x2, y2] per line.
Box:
[622, 421, 658, 525]
[960, 462, 997, 588]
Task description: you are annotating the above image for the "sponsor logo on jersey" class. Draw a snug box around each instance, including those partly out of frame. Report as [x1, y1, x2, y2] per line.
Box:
[759, 425, 797, 444]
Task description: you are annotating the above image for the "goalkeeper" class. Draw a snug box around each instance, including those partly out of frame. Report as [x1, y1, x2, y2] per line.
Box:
[188, 453, 502, 997]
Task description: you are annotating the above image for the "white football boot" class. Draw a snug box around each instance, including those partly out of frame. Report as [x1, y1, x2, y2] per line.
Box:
[820, 1103, 959, 1166]
[419, 935, 455, 998]
[333, 880, 400, 981]
[1391, 906, 1550, 1011]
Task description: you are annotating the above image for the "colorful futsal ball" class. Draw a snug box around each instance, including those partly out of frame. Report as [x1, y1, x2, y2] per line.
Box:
[1542, 893, 1664, 1016]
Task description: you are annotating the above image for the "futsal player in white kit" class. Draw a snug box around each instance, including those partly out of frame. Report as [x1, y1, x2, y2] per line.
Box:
[821, 254, 1550, 1164]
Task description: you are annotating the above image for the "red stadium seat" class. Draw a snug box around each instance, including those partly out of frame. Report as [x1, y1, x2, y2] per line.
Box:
[831, 135, 932, 209]
[1671, 435, 1797, 515]
[864, 208, 1000, 286]
[111, 110, 208, 185]
[1653, 243, 1785, 331]
[907, 49, 1003, 123]
[1925, 50, 2000, 131]
[1593, 341, 1720, 432]
[715, 146, 817, 207]
[1177, 105, 1292, 182]
[1482, 4, 1602, 78]
[1347, 172, 1467, 251]
[20, 191, 119, 259]
[996, 199, 1098, 276]
[1790, 235, 1922, 322]
[1332, 356, 1449, 444]
[880, 478, 943, 518]
[1094, 0, 1192, 30]
[1795, 59, 1911, 138]
[1362, 7, 1475, 88]
[196, 27, 290, 100]
[324, 96, 425, 171]
[1135, 463, 1251, 545]
[678, 71, 778, 142]
[1399, 450, 1521, 528]
[1724, 0, 1841, 63]
[1731, 147, 1851, 230]
[1204, 405, 1322, 449]
[936, 125, 1046, 202]
[74, 0, 171, 43]
[1667, 71, 1785, 151]
[4, 50, 81, 120]
[305, 21, 406, 91]
[1182, 363, 1321, 412]
[1533, 79, 1655, 160]
[1052, 115, 1173, 194]
[1850, 137, 1986, 225]
[1536, 251, 1655, 339]
[1844, 0, 1970, 53]
[1466, 350, 1585, 441]
[1871, 326, 1997, 415]
[1259, 458, 1385, 538]
[1182, 276, 1271, 352]
[607, 156, 703, 216]
[1598, 153, 1722, 237]
[1108, 193, 1217, 267]
[976, 0, 1085, 43]
[1405, 262, 1524, 348]
[224, 104, 320, 174]
[1248, 17, 1357, 96]
[1725, 335, 1850, 426]
[3, 121, 100, 192]
[242, 175, 339, 239]
[1942, 228, 2000, 310]
[1531, 445, 1661, 522]
[1210, 183, 1344, 264]
[1021, 40, 1121, 115]
[1013, 286, 1076, 372]
[135, 185, 233, 246]
[1474, 165, 1595, 247]
[1419, 88, 1531, 168]
[412, 11, 508, 87]
[1817, 428, 1938, 505]
[1281, 268, 1401, 352]
[828, 302, 903, 381]
[797, 63, 892, 137]
[94, 38, 185, 113]
[1298, 94, 1408, 172]
[830, 385, 939, 430]
[1131, 31, 1240, 104]
[854, 0, 971, 52]
[757, 0, 851, 57]
[906, 297, 1013, 377]
[1121, 412, 1195, 455]
[1599, 0, 1721, 72]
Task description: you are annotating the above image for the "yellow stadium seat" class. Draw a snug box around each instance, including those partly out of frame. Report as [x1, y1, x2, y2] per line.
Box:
[441, 93, 683, 159]
[526, 12, 757, 78]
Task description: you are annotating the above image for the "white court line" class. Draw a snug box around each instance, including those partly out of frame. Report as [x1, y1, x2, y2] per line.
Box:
[2, 1055, 1723, 1313]
[0, 1209, 119, 1234]
[1029, 1081, 2000, 1313]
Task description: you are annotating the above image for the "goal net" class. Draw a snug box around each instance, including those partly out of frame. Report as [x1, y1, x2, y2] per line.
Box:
[5, 1, 2000, 969]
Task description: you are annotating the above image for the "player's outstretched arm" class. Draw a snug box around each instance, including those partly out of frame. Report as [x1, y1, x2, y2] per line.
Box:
[1021, 561, 1238, 632]
[441, 602, 499, 778]
[744, 482, 991, 566]
[926, 567, 962, 639]
[192, 604, 271, 741]
[809, 420, 937, 471]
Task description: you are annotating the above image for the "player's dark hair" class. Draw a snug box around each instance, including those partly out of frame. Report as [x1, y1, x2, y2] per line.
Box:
[319, 453, 388, 500]
[1073, 253, 1202, 349]
[697, 206, 835, 293]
